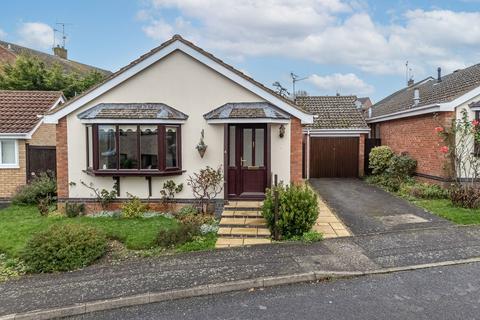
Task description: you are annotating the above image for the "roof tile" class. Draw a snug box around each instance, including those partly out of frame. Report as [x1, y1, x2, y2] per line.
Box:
[0, 90, 63, 133]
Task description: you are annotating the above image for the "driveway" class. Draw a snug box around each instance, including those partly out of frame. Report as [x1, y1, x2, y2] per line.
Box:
[309, 178, 451, 235]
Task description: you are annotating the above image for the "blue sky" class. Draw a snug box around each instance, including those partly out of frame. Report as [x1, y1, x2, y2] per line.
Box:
[1, 0, 480, 102]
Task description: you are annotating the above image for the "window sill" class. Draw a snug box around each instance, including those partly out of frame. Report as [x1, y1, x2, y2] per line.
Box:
[0, 165, 19, 169]
[83, 169, 185, 177]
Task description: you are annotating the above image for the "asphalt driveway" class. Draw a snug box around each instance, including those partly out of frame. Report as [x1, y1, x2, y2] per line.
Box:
[309, 178, 451, 235]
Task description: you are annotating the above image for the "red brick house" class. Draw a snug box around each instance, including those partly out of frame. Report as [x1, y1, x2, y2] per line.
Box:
[367, 65, 480, 184]
[0, 90, 65, 200]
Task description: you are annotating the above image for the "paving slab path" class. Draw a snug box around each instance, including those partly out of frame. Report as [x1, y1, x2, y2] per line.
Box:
[309, 178, 451, 235]
[2, 225, 480, 316]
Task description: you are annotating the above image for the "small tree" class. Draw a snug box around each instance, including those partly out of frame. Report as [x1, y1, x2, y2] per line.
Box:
[186, 166, 223, 213]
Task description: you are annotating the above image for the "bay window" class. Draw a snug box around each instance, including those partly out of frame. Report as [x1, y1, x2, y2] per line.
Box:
[86, 124, 181, 175]
[0, 140, 18, 168]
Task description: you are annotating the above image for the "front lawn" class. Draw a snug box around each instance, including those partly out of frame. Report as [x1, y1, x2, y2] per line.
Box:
[0, 205, 179, 258]
[412, 199, 480, 225]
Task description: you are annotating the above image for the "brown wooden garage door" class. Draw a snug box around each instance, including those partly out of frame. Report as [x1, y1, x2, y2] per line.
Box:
[309, 137, 359, 178]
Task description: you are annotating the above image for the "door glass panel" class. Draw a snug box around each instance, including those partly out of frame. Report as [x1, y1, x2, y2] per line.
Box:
[119, 125, 138, 169]
[98, 125, 117, 169]
[140, 125, 158, 169]
[242, 128, 253, 167]
[255, 128, 264, 167]
[165, 127, 178, 168]
[229, 126, 236, 167]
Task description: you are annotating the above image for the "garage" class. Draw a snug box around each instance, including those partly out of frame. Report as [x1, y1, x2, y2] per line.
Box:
[309, 137, 359, 178]
[295, 95, 371, 179]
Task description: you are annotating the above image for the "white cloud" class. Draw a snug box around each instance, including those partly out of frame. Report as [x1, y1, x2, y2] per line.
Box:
[0, 28, 6, 39]
[308, 73, 374, 95]
[139, 1, 480, 79]
[17, 22, 54, 50]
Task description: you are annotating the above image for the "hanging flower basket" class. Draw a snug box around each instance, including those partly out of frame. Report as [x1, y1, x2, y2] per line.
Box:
[196, 129, 208, 158]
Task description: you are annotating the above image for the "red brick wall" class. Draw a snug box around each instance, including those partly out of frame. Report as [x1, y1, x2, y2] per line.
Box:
[378, 112, 454, 181]
[56, 117, 69, 199]
[290, 117, 303, 184]
[358, 134, 366, 177]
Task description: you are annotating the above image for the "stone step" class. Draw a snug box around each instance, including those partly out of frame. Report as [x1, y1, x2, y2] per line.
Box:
[215, 237, 272, 248]
[221, 210, 263, 218]
[218, 227, 271, 238]
[219, 217, 267, 227]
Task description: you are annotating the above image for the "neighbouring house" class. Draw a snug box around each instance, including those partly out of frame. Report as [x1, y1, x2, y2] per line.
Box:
[0, 40, 111, 76]
[43, 35, 313, 212]
[367, 65, 480, 184]
[0, 90, 65, 200]
[296, 95, 370, 178]
[355, 97, 373, 116]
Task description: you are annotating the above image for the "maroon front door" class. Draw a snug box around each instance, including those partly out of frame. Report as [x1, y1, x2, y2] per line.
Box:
[227, 124, 268, 199]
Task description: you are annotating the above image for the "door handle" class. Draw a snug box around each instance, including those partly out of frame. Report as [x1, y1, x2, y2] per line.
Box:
[240, 157, 247, 166]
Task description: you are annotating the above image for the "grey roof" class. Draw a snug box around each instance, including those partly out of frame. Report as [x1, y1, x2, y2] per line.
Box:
[0, 40, 111, 76]
[204, 102, 290, 120]
[78, 103, 188, 120]
[295, 96, 369, 129]
[371, 63, 480, 118]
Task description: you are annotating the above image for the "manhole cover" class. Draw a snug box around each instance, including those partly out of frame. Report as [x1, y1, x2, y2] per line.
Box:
[378, 214, 429, 227]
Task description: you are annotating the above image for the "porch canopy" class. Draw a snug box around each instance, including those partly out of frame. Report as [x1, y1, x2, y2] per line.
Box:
[203, 102, 290, 123]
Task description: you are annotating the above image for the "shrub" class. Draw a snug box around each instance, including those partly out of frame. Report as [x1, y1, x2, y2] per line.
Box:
[37, 195, 53, 216]
[262, 184, 318, 239]
[12, 172, 56, 205]
[399, 183, 448, 200]
[65, 202, 86, 218]
[121, 194, 148, 218]
[290, 231, 324, 243]
[176, 205, 213, 226]
[156, 223, 200, 248]
[80, 181, 117, 210]
[449, 184, 480, 209]
[366, 174, 407, 192]
[178, 205, 199, 216]
[369, 146, 394, 175]
[387, 154, 417, 179]
[21, 224, 107, 273]
[160, 180, 183, 201]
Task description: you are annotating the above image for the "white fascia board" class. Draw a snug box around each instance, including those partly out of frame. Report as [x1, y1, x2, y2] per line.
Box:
[44, 40, 313, 125]
[80, 119, 186, 124]
[367, 85, 480, 123]
[303, 128, 370, 137]
[367, 104, 441, 123]
[206, 118, 290, 124]
[445, 85, 480, 110]
[0, 133, 28, 139]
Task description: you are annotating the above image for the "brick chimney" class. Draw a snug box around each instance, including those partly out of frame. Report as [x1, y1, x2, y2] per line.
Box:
[53, 45, 68, 59]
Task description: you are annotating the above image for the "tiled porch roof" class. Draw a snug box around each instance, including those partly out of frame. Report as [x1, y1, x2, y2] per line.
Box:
[204, 102, 290, 120]
[77, 103, 188, 120]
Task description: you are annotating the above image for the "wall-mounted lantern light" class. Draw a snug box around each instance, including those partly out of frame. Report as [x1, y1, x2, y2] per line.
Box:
[279, 124, 286, 138]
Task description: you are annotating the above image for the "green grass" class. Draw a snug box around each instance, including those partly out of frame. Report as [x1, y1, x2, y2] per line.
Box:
[413, 199, 480, 225]
[0, 205, 178, 258]
[176, 232, 218, 253]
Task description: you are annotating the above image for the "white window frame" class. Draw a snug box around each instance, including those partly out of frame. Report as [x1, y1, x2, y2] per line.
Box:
[0, 139, 19, 169]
